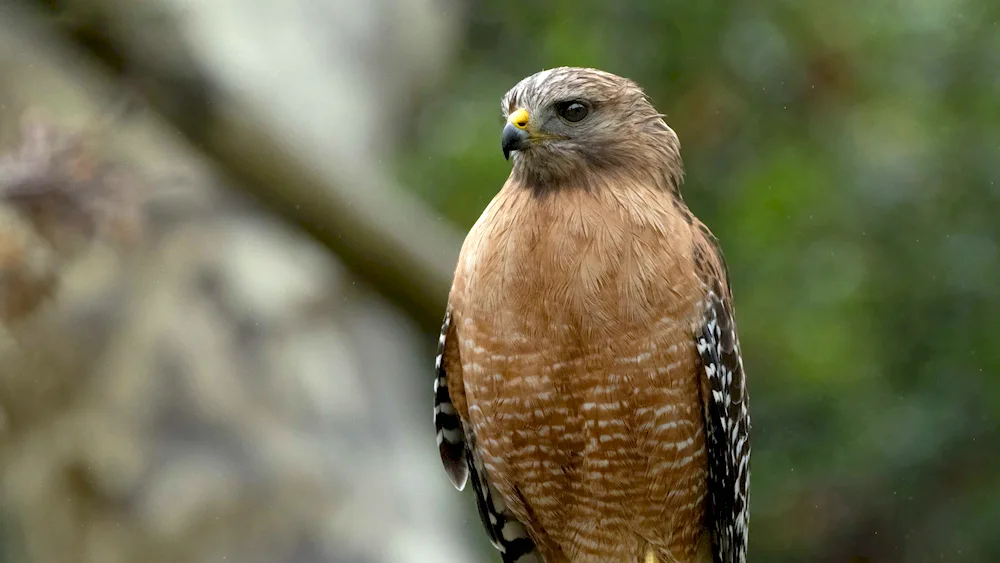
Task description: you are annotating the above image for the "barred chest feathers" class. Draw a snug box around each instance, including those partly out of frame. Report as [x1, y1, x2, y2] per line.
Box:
[447, 179, 713, 562]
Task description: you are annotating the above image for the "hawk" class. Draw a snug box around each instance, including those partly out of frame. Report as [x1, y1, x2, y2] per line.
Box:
[434, 67, 750, 563]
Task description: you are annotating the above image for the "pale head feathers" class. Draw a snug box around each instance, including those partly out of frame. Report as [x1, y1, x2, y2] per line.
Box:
[500, 67, 684, 194]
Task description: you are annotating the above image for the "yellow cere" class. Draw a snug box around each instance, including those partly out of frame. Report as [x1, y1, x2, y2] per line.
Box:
[507, 108, 530, 130]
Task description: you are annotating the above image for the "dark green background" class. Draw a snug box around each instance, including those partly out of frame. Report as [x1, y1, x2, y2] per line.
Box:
[398, 2, 1000, 560]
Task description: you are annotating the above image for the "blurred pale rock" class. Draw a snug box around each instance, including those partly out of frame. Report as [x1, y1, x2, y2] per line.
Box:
[0, 1, 475, 562]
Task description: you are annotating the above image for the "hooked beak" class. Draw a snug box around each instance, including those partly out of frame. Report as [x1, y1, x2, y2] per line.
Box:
[501, 107, 532, 161]
[502, 124, 531, 161]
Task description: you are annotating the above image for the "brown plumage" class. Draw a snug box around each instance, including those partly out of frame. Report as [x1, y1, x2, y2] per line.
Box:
[434, 67, 750, 563]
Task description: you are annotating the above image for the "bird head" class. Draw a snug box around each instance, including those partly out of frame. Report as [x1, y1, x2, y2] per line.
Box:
[499, 67, 682, 191]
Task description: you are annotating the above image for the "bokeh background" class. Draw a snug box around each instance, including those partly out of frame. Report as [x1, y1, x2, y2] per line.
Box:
[0, 0, 998, 562]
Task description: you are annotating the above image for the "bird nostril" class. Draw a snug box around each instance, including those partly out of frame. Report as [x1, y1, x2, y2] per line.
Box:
[508, 108, 530, 130]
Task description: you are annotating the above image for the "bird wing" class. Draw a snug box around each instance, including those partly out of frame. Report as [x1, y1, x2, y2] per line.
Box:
[434, 309, 468, 489]
[434, 308, 540, 563]
[693, 232, 751, 563]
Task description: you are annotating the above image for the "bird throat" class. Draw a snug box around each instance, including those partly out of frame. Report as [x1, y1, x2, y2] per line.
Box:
[511, 149, 682, 199]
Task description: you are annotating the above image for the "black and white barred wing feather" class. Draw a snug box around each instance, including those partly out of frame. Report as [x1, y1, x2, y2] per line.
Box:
[697, 285, 751, 563]
[434, 310, 468, 489]
[434, 310, 540, 563]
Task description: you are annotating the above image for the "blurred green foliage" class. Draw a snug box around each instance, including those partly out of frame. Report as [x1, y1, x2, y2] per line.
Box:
[398, 1, 1000, 560]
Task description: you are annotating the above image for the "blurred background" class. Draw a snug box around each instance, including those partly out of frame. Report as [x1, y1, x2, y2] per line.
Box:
[0, 0, 998, 562]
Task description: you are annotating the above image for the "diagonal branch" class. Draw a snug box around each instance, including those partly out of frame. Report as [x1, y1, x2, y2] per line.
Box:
[4, 0, 463, 333]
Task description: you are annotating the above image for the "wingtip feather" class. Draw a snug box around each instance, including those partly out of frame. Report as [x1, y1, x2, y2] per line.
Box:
[439, 442, 468, 490]
[447, 463, 469, 491]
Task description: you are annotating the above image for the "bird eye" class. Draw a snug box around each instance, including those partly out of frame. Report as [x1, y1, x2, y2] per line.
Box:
[556, 101, 589, 123]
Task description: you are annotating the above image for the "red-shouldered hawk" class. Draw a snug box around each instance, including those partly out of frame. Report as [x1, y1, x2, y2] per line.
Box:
[434, 67, 750, 563]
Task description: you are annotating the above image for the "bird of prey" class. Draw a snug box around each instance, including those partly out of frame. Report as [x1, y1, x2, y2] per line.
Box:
[434, 67, 750, 563]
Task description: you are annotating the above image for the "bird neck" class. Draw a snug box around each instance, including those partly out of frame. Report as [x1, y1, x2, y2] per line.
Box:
[510, 127, 685, 198]
[510, 155, 684, 200]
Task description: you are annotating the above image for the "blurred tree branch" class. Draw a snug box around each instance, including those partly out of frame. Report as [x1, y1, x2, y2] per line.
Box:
[4, 0, 463, 333]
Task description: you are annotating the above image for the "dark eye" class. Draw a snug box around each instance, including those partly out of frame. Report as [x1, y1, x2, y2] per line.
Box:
[556, 101, 589, 123]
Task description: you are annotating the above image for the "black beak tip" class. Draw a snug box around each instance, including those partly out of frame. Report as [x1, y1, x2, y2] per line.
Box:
[501, 122, 529, 162]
